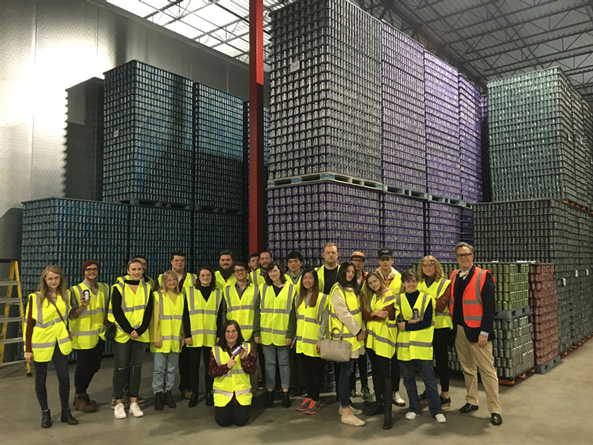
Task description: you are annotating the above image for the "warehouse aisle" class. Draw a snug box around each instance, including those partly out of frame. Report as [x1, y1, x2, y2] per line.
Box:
[1, 341, 592, 445]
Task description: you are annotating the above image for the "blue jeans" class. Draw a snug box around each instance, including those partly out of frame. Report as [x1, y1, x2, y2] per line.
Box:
[152, 352, 180, 393]
[400, 359, 442, 416]
[338, 359, 355, 408]
[261, 344, 290, 391]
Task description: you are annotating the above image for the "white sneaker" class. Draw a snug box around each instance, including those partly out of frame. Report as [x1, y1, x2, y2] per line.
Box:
[339, 405, 363, 416]
[114, 403, 126, 419]
[435, 413, 447, 423]
[405, 411, 418, 420]
[129, 402, 144, 418]
[341, 413, 366, 426]
[393, 391, 405, 406]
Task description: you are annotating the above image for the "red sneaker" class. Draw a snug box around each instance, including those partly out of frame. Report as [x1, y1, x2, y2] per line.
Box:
[296, 397, 312, 412]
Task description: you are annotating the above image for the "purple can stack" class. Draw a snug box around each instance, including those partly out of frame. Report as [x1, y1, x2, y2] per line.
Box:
[458, 76, 483, 204]
[426, 203, 462, 263]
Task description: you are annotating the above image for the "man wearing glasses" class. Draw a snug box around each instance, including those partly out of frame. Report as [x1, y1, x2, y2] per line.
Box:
[449, 242, 502, 426]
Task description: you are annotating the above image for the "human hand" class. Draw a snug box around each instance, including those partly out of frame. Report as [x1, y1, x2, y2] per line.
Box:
[285, 338, 293, 347]
[185, 337, 193, 346]
[239, 348, 248, 360]
[316, 342, 320, 353]
[227, 358, 236, 369]
[407, 317, 420, 324]
[373, 310, 388, 319]
[130, 330, 139, 339]
[154, 340, 162, 348]
[356, 330, 366, 341]
[25, 351, 33, 363]
[397, 322, 406, 331]
[254, 336, 261, 344]
[478, 334, 488, 347]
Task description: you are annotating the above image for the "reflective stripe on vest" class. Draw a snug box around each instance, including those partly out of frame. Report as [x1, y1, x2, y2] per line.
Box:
[260, 283, 295, 346]
[151, 290, 184, 353]
[365, 291, 396, 359]
[109, 281, 150, 344]
[418, 278, 453, 330]
[70, 282, 109, 349]
[27, 292, 72, 362]
[395, 292, 434, 361]
[449, 268, 489, 328]
[212, 343, 253, 407]
[328, 285, 364, 350]
[224, 283, 258, 341]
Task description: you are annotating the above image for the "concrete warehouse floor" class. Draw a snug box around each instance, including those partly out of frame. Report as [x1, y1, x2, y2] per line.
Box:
[1, 341, 592, 445]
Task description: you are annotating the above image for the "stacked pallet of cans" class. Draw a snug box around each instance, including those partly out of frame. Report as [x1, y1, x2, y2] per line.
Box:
[529, 263, 560, 369]
[382, 194, 425, 269]
[458, 75, 483, 203]
[268, 0, 382, 182]
[193, 212, 244, 269]
[20, 198, 129, 296]
[381, 24, 427, 193]
[424, 53, 461, 201]
[102, 60, 193, 206]
[425, 203, 462, 263]
[487, 68, 593, 208]
[267, 182, 382, 267]
[439, 262, 534, 379]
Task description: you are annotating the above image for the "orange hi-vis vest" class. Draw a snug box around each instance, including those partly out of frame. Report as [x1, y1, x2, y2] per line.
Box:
[449, 267, 493, 329]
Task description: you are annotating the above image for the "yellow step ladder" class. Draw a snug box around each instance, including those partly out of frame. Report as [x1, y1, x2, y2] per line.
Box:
[0, 259, 31, 375]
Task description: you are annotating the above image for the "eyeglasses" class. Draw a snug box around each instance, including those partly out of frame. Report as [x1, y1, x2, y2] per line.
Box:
[456, 253, 474, 258]
[85, 268, 99, 271]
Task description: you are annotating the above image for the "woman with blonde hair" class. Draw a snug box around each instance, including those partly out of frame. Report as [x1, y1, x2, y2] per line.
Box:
[25, 265, 78, 428]
[361, 271, 396, 429]
[151, 270, 185, 410]
[417, 256, 452, 407]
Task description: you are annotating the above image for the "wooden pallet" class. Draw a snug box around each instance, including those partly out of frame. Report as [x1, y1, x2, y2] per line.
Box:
[499, 368, 535, 386]
[535, 356, 561, 374]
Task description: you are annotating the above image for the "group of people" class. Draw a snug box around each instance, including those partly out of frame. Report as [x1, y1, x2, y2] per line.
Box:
[25, 241, 502, 430]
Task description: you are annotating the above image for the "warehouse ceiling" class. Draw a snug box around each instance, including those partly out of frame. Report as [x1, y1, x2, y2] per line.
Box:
[107, 0, 593, 102]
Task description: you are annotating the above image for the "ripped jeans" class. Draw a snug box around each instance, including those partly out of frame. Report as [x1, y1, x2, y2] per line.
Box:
[113, 340, 146, 399]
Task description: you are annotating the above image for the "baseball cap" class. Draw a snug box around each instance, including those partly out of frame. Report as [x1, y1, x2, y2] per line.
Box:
[351, 251, 366, 261]
[378, 248, 393, 259]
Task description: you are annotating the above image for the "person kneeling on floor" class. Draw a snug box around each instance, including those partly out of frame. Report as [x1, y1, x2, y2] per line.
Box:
[209, 320, 257, 427]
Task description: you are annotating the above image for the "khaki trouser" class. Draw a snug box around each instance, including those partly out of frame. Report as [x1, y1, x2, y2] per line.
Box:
[455, 327, 502, 414]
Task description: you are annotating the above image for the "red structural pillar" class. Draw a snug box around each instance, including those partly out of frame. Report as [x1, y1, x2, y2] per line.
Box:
[249, 0, 265, 253]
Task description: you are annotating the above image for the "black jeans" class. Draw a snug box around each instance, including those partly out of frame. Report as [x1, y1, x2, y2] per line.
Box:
[350, 353, 369, 391]
[113, 340, 146, 399]
[215, 399, 250, 427]
[298, 353, 325, 401]
[391, 354, 401, 392]
[34, 344, 70, 411]
[178, 345, 190, 392]
[74, 339, 105, 395]
[433, 328, 453, 392]
[188, 346, 213, 395]
[367, 349, 393, 406]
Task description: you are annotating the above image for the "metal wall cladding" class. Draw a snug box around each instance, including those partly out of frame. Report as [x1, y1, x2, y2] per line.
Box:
[1, 0, 252, 259]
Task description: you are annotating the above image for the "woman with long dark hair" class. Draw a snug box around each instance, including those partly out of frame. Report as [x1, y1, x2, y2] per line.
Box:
[209, 320, 257, 427]
[25, 265, 78, 428]
[294, 269, 329, 415]
[328, 261, 366, 426]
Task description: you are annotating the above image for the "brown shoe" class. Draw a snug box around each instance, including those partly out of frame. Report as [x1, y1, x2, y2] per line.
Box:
[73, 394, 97, 413]
[182, 389, 193, 400]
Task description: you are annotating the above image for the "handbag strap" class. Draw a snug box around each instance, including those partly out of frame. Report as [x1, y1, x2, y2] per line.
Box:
[49, 298, 68, 327]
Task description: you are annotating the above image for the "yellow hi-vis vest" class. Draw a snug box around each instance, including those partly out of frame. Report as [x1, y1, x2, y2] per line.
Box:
[316, 265, 340, 294]
[259, 283, 296, 346]
[224, 282, 259, 341]
[295, 293, 328, 357]
[365, 290, 397, 359]
[389, 273, 405, 295]
[418, 278, 452, 330]
[108, 281, 151, 344]
[212, 342, 253, 407]
[186, 287, 222, 348]
[27, 292, 72, 362]
[328, 284, 364, 351]
[150, 291, 184, 353]
[215, 270, 237, 290]
[117, 275, 155, 289]
[395, 292, 434, 361]
[250, 269, 266, 286]
[69, 282, 109, 349]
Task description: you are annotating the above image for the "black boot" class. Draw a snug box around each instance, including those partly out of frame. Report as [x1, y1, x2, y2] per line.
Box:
[188, 393, 198, 408]
[165, 390, 176, 408]
[282, 392, 291, 408]
[206, 391, 214, 407]
[365, 402, 383, 416]
[264, 391, 274, 408]
[154, 392, 164, 411]
[60, 409, 79, 425]
[41, 409, 52, 428]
